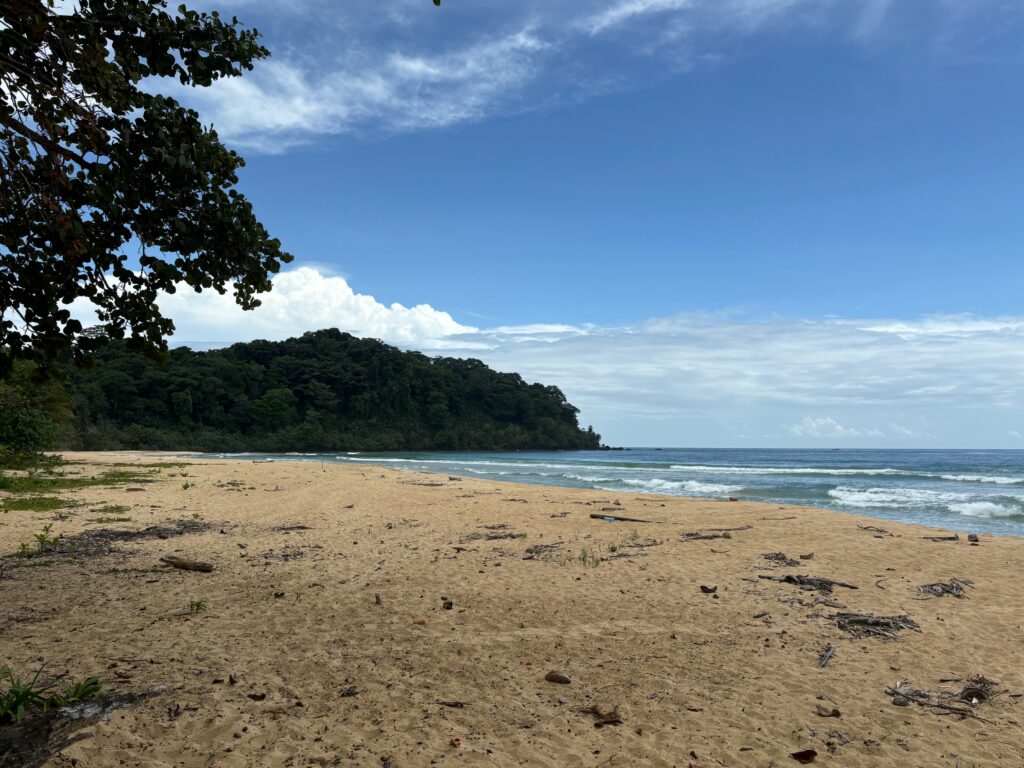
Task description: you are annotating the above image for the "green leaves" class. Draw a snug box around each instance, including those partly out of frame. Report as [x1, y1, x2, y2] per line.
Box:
[0, 0, 292, 375]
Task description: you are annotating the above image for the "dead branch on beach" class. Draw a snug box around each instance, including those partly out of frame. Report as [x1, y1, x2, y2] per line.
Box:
[159, 556, 214, 573]
[522, 543, 563, 560]
[763, 552, 799, 567]
[832, 612, 918, 639]
[887, 676, 1005, 722]
[857, 524, 894, 537]
[918, 578, 974, 599]
[817, 644, 838, 668]
[758, 574, 859, 593]
[924, 533, 960, 542]
[589, 513, 655, 523]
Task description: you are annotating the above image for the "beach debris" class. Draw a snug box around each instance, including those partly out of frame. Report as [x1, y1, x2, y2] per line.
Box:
[728, 496, 739, 502]
[799, 553, 814, 560]
[442, 599, 454, 610]
[885, 676, 1004, 721]
[448, 476, 461, 481]
[411, 617, 426, 625]
[374, 593, 383, 605]
[857, 524, 893, 537]
[449, 737, 461, 748]
[246, 693, 266, 701]
[580, 703, 623, 727]
[758, 574, 858, 593]
[274, 524, 312, 532]
[763, 552, 799, 567]
[340, 686, 359, 698]
[682, 531, 731, 541]
[833, 612, 919, 639]
[544, 670, 571, 684]
[462, 527, 527, 542]
[706, 525, 753, 532]
[968, 533, 980, 543]
[817, 644, 838, 669]
[699, 585, 717, 594]
[924, 533, 960, 542]
[918, 578, 973, 599]
[522, 542, 563, 560]
[815, 704, 841, 718]
[790, 748, 818, 764]
[590, 513, 653, 523]
[438, 700, 466, 708]
[159, 556, 214, 573]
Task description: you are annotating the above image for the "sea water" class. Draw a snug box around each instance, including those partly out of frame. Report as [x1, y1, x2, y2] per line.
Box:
[197, 448, 1024, 537]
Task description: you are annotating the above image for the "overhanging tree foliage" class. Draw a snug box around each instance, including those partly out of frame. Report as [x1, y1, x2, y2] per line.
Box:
[0, 0, 293, 374]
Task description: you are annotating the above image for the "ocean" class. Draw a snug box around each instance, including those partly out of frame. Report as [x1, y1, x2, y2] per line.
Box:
[196, 448, 1024, 537]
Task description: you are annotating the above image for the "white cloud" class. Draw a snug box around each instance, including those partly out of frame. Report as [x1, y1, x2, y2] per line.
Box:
[169, 29, 548, 153]
[583, 0, 693, 35]
[67, 267, 1024, 446]
[787, 416, 884, 439]
[71, 266, 475, 347]
[150, 0, 1014, 151]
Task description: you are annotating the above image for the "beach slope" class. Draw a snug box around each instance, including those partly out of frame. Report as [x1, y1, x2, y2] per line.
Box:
[1, 453, 1022, 767]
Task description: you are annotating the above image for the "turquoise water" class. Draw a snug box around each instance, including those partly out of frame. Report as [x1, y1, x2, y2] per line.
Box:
[194, 448, 1024, 537]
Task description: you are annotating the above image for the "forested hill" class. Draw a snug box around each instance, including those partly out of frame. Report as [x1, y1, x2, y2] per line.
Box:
[61, 329, 602, 452]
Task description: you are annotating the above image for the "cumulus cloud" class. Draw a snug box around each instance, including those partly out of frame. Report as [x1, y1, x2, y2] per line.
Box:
[66, 266, 1024, 445]
[70, 266, 474, 347]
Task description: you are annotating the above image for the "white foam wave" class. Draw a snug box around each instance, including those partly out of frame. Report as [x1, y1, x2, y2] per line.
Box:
[939, 474, 1024, 485]
[622, 478, 741, 495]
[827, 486, 962, 508]
[949, 502, 1023, 518]
[671, 464, 912, 476]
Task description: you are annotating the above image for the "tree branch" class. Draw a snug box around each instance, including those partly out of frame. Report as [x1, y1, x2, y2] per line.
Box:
[0, 111, 95, 169]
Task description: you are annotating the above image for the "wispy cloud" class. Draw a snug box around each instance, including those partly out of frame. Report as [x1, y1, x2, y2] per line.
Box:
[154, 0, 1017, 152]
[168, 29, 547, 152]
[583, 0, 693, 35]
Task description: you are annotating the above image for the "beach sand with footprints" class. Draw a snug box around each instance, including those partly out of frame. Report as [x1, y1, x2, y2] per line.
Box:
[2, 453, 1023, 767]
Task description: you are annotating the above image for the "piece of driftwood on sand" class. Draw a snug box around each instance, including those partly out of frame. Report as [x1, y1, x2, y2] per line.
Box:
[159, 556, 215, 573]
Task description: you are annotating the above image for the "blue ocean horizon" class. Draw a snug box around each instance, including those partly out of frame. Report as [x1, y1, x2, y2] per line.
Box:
[194, 448, 1024, 537]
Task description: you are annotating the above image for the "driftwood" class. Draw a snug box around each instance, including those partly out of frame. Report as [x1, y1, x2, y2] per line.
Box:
[758, 574, 859, 593]
[763, 552, 799, 567]
[857, 524, 893, 537]
[918, 578, 973, 598]
[887, 676, 1003, 722]
[924, 533, 960, 542]
[833, 612, 918, 639]
[159, 556, 214, 573]
[817, 644, 837, 669]
[682, 531, 731, 541]
[590, 513, 653, 523]
[522, 543, 563, 560]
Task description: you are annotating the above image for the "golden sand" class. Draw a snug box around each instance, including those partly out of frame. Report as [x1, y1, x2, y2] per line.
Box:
[2, 452, 1023, 767]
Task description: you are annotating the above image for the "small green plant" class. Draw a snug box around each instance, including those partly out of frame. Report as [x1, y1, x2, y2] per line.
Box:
[33, 523, 61, 553]
[182, 481, 193, 490]
[578, 548, 602, 568]
[188, 600, 206, 615]
[0, 665, 105, 724]
[190, 511, 202, 520]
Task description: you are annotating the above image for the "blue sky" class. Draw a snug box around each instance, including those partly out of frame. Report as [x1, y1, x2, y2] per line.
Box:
[90, 0, 1024, 447]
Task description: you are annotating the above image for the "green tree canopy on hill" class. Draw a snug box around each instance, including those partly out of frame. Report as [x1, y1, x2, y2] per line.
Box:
[61, 329, 602, 452]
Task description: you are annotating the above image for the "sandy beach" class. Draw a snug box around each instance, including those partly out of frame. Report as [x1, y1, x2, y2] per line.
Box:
[2, 452, 1023, 767]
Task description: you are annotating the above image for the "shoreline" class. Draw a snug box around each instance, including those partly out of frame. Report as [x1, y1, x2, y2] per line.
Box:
[164, 449, 1024, 539]
[3, 452, 1023, 766]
